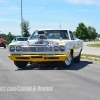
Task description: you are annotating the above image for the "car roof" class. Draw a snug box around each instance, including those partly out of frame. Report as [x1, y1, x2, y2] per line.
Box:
[16, 37, 28, 38]
[34, 29, 70, 31]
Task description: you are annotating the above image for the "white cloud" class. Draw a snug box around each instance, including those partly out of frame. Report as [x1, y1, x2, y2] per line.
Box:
[64, 0, 100, 5]
[0, 0, 8, 4]
[0, 18, 20, 23]
[0, 6, 20, 15]
[0, 25, 21, 35]
[30, 22, 75, 32]
[1, 6, 20, 12]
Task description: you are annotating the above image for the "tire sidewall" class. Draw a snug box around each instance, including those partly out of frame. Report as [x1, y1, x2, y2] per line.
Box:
[63, 52, 73, 68]
[14, 61, 28, 68]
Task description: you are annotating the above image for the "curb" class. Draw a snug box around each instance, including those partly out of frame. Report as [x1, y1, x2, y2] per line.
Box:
[81, 56, 100, 62]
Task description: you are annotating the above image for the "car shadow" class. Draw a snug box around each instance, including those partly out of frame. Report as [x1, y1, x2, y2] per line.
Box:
[66, 60, 93, 70]
[15, 63, 38, 71]
[16, 60, 93, 71]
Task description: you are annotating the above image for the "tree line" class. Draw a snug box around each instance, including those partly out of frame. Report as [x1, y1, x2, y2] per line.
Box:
[0, 20, 100, 44]
[74, 22, 99, 41]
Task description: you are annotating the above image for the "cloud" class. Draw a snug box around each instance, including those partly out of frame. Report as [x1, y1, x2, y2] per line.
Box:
[0, 18, 20, 23]
[0, 0, 8, 4]
[30, 22, 75, 31]
[0, 25, 21, 35]
[0, 6, 20, 12]
[0, 6, 20, 15]
[64, 0, 100, 5]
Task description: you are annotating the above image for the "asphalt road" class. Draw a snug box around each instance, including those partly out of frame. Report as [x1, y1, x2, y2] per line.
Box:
[82, 42, 100, 55]
[0, 48, 100, 100]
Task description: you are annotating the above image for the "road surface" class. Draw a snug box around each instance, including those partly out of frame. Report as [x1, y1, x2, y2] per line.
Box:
[0, 48, 100, 100]
[82, 42, 100, 55]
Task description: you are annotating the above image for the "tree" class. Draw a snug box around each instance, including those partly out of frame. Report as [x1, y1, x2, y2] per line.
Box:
[98, 34, 100, 38]
[87, 26, 98, 41]
[0, 33, 6, 39]
[6, 32, 15, 44]
[74, 22, 89, 40]
[20, 19, 30, 37]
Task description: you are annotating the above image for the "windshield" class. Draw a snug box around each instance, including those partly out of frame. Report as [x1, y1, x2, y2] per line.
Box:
[29, 30, 69, 40]
[17, 38, 28, 41]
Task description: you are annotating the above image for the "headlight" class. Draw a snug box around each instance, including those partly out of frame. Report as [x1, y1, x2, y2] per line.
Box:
[54, 46, 59, 51]
[16, 46, 22, 52]
[60, 46, 65, 51]
[10, 46, 15, 52]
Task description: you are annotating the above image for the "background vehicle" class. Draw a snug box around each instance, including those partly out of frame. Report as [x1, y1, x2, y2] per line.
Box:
[0, 37, 6, 48]
[8, 29, 83, 69]
[11, 37, 28, 43]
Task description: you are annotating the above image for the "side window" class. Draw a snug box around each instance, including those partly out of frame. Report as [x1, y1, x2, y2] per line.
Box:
[69, 31, 74, 40]
[73, 34, 77, 40]
[60, 30, 69, 39]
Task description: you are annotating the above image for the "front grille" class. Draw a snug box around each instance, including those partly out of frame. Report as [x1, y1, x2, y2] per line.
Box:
[22, 46, 53, 52]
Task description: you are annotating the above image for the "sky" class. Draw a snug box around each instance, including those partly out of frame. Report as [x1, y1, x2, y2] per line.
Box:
[0, 0, 100, 35]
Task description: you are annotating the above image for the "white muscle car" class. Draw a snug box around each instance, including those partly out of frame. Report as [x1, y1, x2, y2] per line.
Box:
[8, 29, 83, 69]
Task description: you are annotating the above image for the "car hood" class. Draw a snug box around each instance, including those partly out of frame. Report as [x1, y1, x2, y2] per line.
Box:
[9, 39, 70, 46]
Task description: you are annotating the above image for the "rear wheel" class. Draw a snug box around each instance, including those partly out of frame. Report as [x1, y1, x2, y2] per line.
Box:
[62, 52, 73, 68]
[14, 61, 28, 68]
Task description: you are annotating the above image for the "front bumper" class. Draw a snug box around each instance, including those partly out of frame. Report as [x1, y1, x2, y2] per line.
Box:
[8, 54, 68, 62]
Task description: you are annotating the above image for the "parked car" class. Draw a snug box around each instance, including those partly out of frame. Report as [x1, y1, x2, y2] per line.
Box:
[0, 37, 6, 48]
[11, 37, 28, 43]
[8, 29, 83, 69]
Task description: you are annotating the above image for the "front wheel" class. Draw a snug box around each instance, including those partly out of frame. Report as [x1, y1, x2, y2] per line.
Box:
[62, 52, 73, 68]
[14, 61, 28, 68]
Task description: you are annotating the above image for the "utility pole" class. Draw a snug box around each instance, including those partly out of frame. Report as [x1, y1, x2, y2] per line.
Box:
[59, 23, 61, 29]
[21, 0, 23, 36]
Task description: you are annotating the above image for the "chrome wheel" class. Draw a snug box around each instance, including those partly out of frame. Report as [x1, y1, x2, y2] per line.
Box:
[62, 52, 73, 68]
[65, 54, 72, 66]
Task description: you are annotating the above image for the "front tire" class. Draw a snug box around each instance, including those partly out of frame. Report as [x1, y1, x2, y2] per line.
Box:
[62, 52, 73, 68]
[14, 61, 28, 68]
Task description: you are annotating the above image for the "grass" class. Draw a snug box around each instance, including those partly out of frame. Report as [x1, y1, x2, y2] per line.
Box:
[6, 44, 8, 47]
[89, 40, 100, 42]
[81, 54, 100, 58]
[83, 40, 100, 42]
[87, 44, 100, 48]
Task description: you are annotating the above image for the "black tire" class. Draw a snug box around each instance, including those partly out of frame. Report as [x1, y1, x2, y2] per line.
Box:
[73, 50, 82, 63]
[14, 61, 28, 68]
[62, 52, 73, 68]
[4, 45, 6, 49]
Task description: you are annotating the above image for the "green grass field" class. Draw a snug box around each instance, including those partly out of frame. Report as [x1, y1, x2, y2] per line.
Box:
[87, 44, 100, 48]
[89, 40, 100, 42]
[81, 54, 100, 58]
